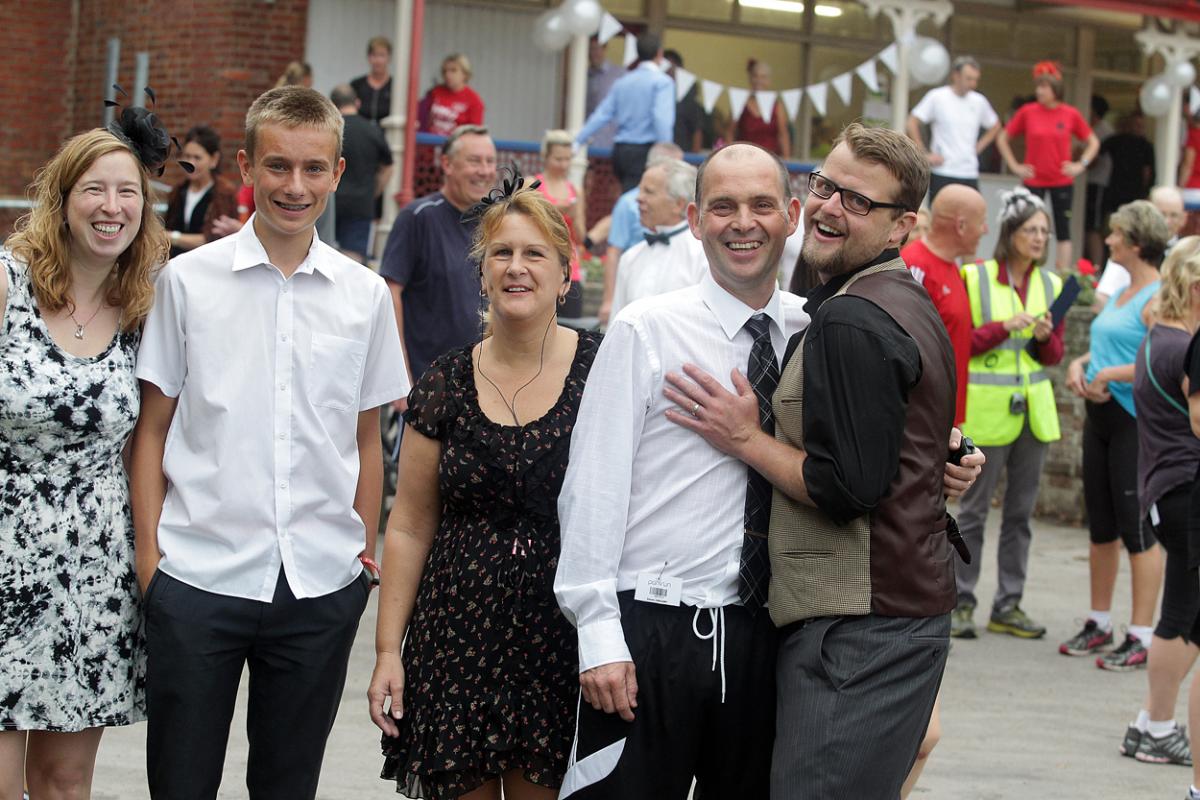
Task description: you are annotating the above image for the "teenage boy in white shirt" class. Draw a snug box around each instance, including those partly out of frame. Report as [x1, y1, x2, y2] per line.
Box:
[130, 86, 408, 799]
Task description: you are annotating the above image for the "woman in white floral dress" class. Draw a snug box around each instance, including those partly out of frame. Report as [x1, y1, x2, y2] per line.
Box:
[0, 127, 166, 798]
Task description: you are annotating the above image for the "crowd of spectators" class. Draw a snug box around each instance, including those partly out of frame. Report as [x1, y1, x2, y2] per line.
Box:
[11, 22, 1200, 800]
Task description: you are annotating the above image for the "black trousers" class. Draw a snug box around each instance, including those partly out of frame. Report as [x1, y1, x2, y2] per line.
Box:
[927, 174, 978, 205]
[612, 142, 654, 192]
[561, 592, 777, 799]
[771, 613, 949, 800]
[144, 568, 370, 800]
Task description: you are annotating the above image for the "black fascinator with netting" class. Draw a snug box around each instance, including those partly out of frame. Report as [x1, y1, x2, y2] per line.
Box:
[105, 85, 193, 176]
[462, 163, 540, 222]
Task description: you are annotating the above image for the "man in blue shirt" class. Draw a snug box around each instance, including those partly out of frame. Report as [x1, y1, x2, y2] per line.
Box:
[576, 33, 675, 192]
[380, 125, 497, 387]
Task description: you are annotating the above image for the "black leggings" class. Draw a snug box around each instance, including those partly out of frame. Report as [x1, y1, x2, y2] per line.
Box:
[1152, 485, 1200, 643]
[1027, 184, 1074, 242]
[1083, 400, 1151, 552]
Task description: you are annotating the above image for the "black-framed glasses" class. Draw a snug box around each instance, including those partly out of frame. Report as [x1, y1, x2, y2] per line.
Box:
[808, 172, 911, 216]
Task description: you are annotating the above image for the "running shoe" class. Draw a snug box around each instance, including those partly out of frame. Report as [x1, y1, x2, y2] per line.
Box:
[1059, 619, 1113, 655]
[1136, 725, 1192, 766]
[951, 601, 976, 639]
[987, 604, 1047, 639]
[1120, 724, 1142, 757]
[1097, 633, 1149, 671]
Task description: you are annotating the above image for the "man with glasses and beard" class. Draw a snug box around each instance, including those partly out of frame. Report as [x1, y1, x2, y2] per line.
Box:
[557, 136, 980, 799]
[659, 124, 976, 798]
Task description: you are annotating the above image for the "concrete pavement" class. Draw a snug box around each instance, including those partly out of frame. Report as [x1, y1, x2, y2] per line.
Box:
[89, 514, 1191, 798]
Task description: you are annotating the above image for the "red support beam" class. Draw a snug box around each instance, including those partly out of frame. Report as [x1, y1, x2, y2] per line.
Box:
[1030, 0, 1200, 23]
[399, 0, 425, 207]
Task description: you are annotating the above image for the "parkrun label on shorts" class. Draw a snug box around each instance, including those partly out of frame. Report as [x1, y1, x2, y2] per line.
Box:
[635, 570, 682, 606]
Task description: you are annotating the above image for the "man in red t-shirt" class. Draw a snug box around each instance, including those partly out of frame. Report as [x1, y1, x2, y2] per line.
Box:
[900, 183, 989, 425]
[996, 63, 1099, 271]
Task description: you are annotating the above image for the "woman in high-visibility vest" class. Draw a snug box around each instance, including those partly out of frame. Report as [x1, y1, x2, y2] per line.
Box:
[954, 187, 1064, 641]
[1063, 199, 1169, 671]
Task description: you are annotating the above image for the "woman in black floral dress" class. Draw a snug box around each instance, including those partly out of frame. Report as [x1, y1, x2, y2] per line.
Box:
[0, 128, 167, 796]
[368, 182, 599, 799]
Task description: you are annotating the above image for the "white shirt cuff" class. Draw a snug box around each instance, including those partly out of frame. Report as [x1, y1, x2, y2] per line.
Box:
[577, 618, 633, 673]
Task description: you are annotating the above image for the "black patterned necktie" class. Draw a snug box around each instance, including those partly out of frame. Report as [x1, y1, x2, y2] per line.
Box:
[739, 314, 779, 609]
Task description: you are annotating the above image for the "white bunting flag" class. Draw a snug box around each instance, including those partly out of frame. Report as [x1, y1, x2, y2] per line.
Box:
[675, 67, 697, 103]
[780, 88, 803, 120]
[727, 87, 751, 122]
[877, 43, 899, 75]
[855, 59, 880, 93]
[623, 32, 638, 67]
[597, 12, 623, 45]
[807, 82, 828, 116]
[755, 90, 778, 122]
[831, 72, 853, 106]
[701, 80, 724, 114]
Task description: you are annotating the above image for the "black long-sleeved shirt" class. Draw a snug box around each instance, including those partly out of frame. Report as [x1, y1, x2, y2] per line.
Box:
[787, 250, 923, 525]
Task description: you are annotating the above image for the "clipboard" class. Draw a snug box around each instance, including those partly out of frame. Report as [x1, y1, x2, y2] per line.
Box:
[1025, 274, 1081, 357]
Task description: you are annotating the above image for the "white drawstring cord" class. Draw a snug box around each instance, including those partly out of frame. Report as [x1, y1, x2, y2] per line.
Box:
[691, 607, 727, 703]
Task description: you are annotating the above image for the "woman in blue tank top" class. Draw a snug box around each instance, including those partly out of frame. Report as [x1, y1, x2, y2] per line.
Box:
[1061, 200, 1166, 673]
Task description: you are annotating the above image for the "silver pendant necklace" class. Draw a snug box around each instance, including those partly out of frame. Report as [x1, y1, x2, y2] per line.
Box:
[68, 303, 103, 339]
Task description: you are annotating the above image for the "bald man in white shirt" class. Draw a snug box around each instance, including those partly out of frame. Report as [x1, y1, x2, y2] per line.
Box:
[556, 143, 804, 799]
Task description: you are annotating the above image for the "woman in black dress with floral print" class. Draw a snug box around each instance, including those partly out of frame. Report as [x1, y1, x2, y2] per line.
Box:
[0, 128, 167, 797]
[369, 183, 598, 799]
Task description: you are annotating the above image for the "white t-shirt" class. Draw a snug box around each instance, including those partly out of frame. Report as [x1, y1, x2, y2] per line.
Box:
[910, 86, 1000, 179]
[1095, 259, 1130, 300]
[183, 185, 211, 229]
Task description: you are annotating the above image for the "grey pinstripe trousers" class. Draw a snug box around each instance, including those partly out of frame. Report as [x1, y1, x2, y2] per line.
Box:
[770, 613, 949, 799]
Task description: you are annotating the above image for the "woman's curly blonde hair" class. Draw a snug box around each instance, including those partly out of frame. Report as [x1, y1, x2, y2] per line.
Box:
[1157, 235, 1200, 322]
[6, 129, 167, 330]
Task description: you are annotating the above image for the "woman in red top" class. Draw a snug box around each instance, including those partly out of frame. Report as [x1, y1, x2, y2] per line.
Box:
[728, 59, 791, 158]
[535, 130, 585, 318]
[996, 61, 1099, 273]
[418, 53, 485, 136]
[1178, 111, 1200, 188]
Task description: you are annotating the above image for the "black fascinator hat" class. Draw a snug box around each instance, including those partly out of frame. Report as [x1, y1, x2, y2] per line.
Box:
[105, 85, 193, 177]
[462, 163, 540, 223]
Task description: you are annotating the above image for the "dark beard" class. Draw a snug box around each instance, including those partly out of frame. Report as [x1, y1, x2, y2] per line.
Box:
[801, 237, 858, 281]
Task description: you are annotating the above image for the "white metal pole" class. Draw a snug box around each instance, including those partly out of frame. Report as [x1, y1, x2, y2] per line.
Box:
[382, 0, 414, 228]
[566, 33, 589, 188]
[1160, 86, 1184, 189]
[892, 31, 909, 133]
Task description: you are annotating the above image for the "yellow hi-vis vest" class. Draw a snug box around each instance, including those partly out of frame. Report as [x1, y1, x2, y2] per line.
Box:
[961, 259, 1062, 446]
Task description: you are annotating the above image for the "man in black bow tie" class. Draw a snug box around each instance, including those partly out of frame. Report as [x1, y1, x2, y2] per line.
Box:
[608, 158, 708, 321]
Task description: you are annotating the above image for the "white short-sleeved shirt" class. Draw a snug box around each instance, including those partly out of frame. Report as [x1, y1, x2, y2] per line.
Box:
[911, 86, 1000, 180]
[136, 217, 408, 601]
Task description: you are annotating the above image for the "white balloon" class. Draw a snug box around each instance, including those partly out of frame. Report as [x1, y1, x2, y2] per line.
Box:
[1139, 74, 1174, 117]
[1166, 59, 1197, 89]
[532, 9, 572, 52]
[563, 0, 604, 36]
[908, 36, 950, 86]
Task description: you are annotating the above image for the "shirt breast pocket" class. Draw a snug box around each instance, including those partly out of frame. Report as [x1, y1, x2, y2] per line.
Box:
[309, 332, 366, 411]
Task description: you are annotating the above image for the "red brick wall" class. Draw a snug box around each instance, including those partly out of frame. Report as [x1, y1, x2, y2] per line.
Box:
[0, 0, 309, 235]
[0, 0, 75, 200]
